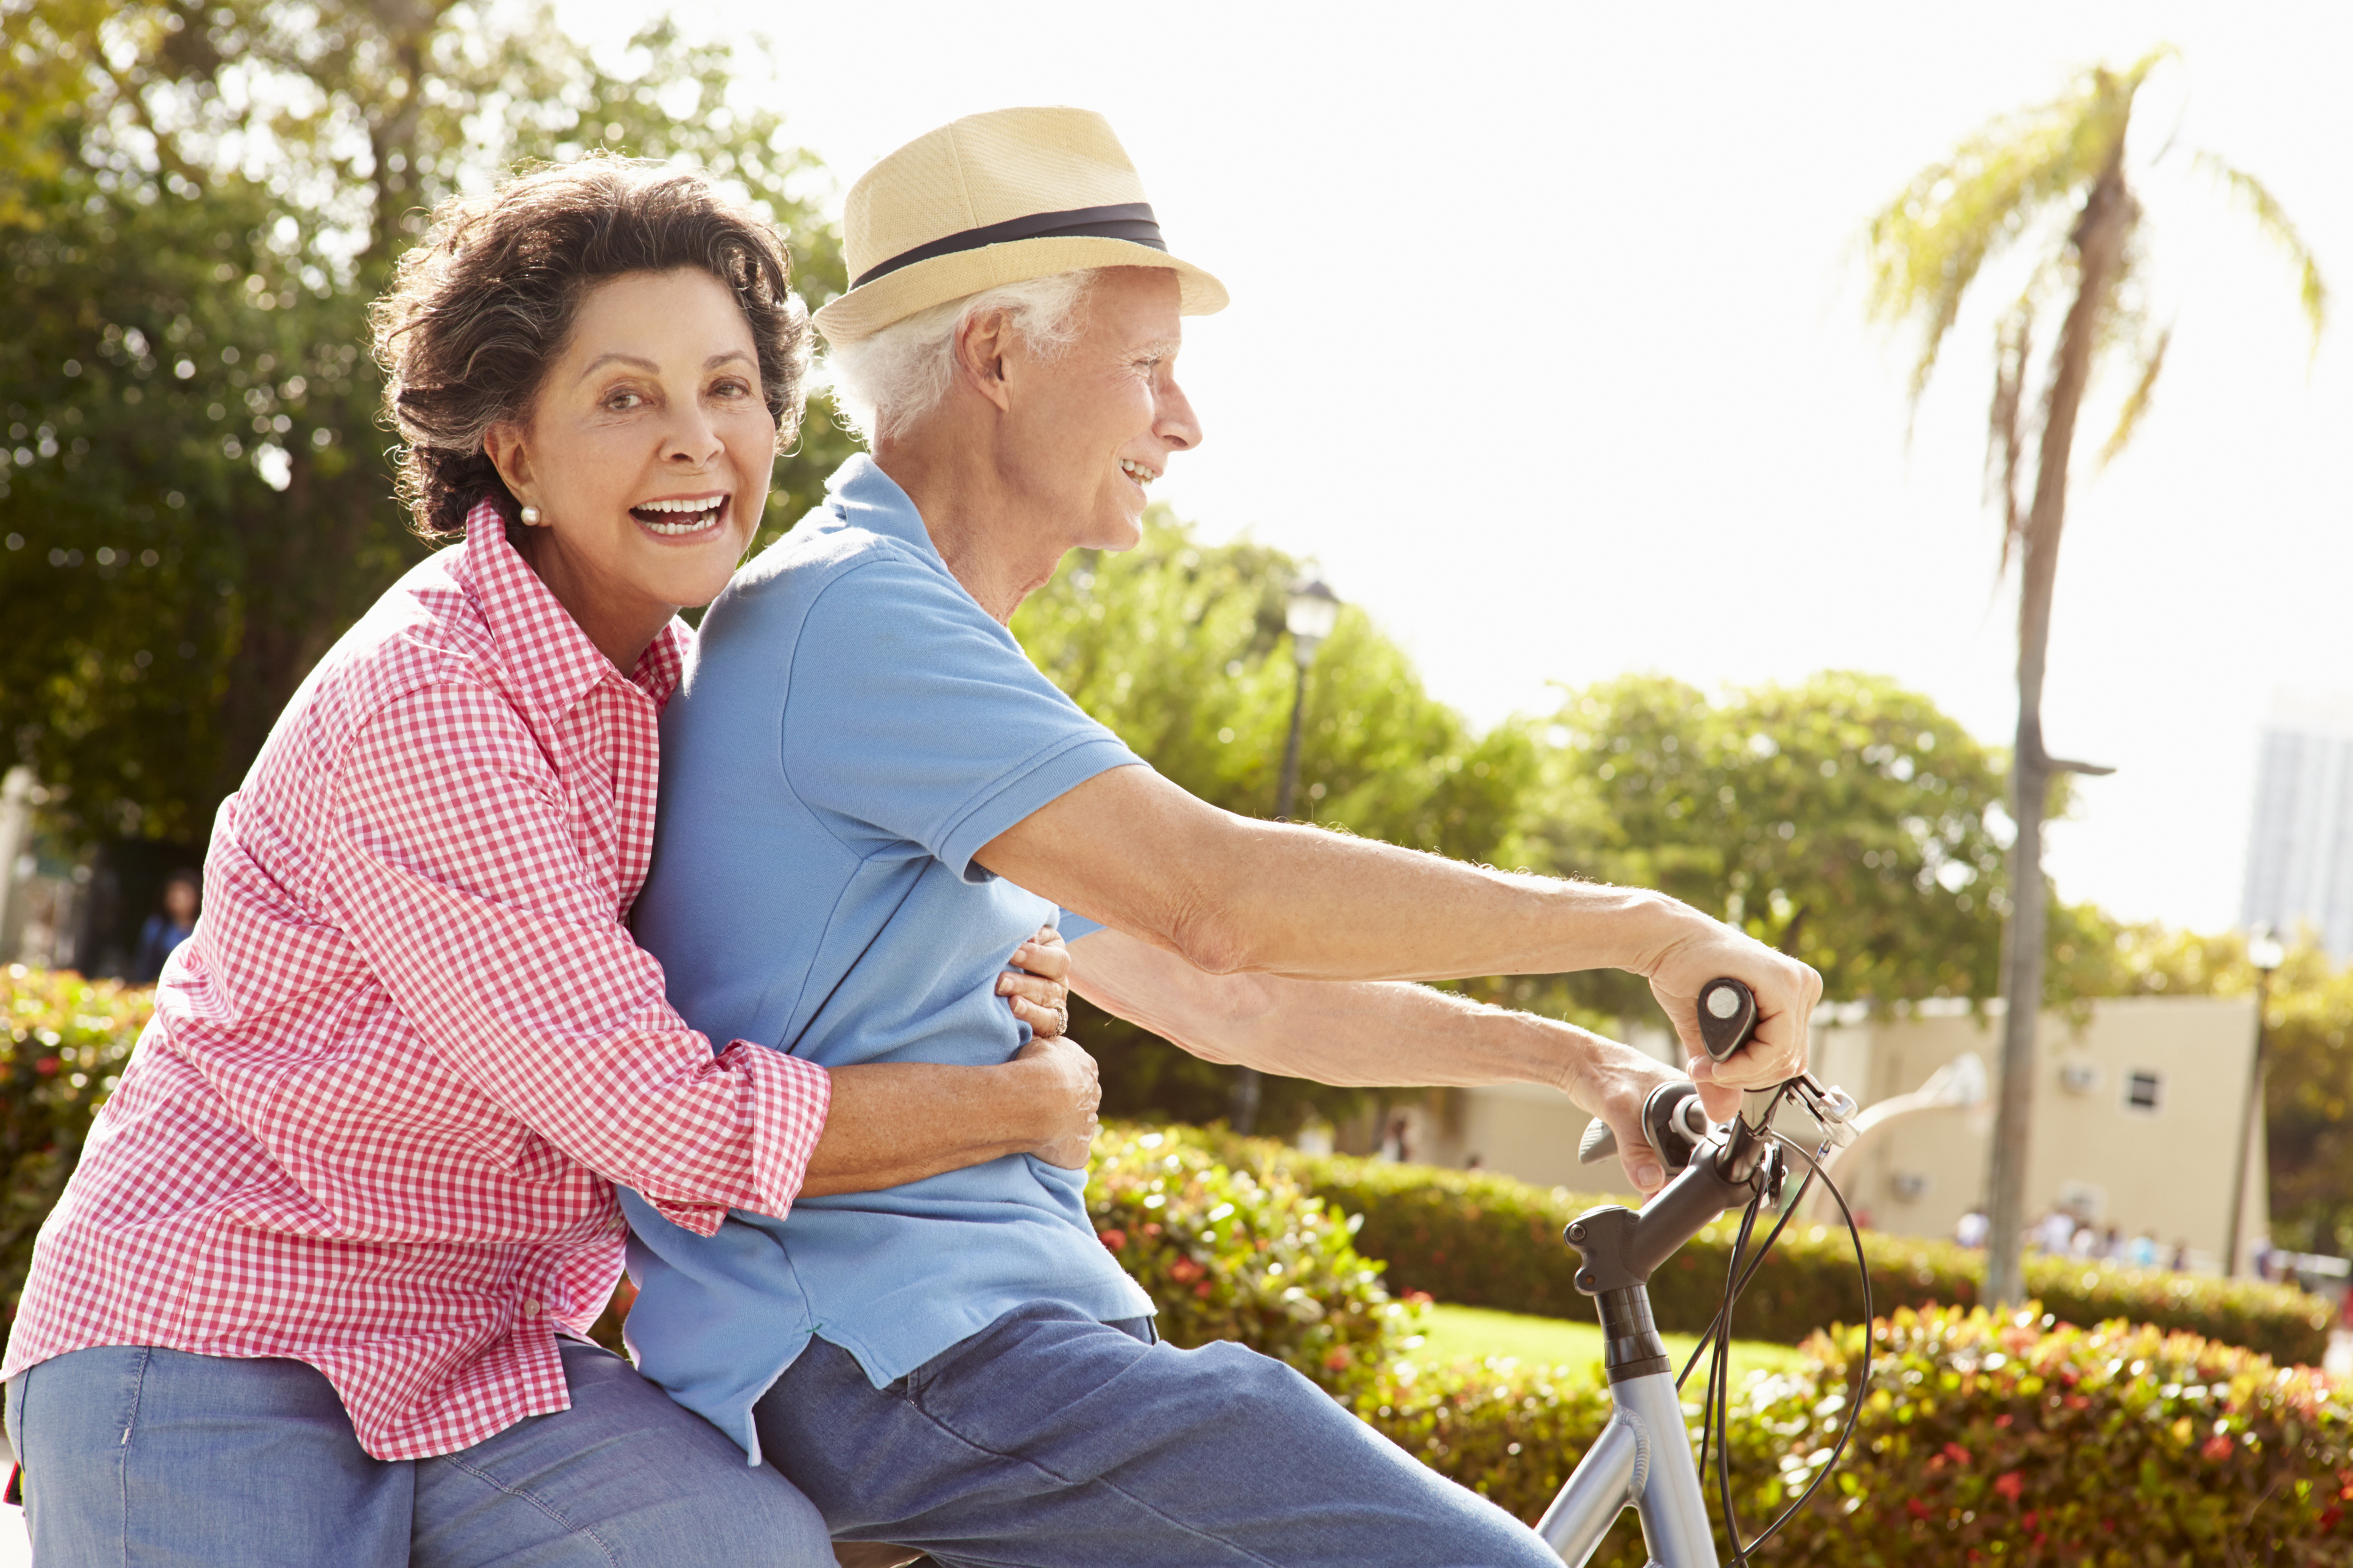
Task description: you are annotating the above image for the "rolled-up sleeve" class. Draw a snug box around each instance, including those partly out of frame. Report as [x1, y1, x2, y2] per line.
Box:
[329, 679, 829, 1234]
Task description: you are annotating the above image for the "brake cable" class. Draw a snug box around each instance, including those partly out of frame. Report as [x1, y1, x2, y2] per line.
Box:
[1672, 1114, 1874, 1563]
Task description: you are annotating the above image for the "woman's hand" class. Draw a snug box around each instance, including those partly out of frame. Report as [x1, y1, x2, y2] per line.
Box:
[997, 925, 1073, 1039]
[1012, 1032, 1102, 1169]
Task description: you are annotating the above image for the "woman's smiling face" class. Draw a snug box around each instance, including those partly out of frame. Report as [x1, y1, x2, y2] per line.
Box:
[485, 267, 776, 667]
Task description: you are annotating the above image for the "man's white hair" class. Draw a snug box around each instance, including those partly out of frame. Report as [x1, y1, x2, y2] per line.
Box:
[826, 270, 1098, 444]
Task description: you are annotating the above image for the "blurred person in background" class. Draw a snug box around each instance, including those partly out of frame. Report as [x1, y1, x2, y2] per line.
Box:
[127, 868, 199, 984]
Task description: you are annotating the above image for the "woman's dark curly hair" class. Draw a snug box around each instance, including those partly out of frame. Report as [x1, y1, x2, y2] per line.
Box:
[371, 155, 812, 544]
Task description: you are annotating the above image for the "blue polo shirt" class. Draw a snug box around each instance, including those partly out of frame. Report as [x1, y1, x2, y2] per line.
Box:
[618, 455, 1154, 1461]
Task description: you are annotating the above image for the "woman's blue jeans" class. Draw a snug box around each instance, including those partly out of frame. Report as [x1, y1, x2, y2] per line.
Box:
[5, 1339, 831, 1567]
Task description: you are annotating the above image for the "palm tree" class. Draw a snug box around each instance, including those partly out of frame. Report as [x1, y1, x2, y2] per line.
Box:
[1863, 48, 2326, 1307]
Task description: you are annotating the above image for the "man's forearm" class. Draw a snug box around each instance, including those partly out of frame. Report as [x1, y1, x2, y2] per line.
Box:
[982, 766, 1820, 1089]
[1070, 928, 1690, 1194]
[1068, 929, 1664, 1108]
[981, 765, 1685, 984]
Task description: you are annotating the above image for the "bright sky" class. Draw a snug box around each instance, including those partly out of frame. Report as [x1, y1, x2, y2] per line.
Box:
[558, 0, 2352, 934]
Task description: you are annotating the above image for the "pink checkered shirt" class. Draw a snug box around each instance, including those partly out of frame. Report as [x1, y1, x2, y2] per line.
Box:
[3, 504, 832, 1460]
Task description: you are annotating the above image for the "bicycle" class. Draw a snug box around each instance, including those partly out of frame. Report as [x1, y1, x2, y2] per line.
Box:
[1545, 976, 1871, 1568]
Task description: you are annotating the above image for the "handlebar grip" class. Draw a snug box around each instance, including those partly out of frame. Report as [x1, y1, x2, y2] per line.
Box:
[1697, 976, 1758, 1062]
[1579, 1082, 1710, 1172]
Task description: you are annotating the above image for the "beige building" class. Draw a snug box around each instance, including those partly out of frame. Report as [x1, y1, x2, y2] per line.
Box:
[1427, 995, 2267, 1273]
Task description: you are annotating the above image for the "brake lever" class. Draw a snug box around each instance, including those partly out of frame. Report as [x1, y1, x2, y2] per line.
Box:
[1786, 1072, 1860, 1148]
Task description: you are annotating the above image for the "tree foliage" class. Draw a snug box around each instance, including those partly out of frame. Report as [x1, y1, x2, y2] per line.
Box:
[1533, 672, 2013, 1011]
[0, 0, 854, 844]
[1013, 510, 1540, 858]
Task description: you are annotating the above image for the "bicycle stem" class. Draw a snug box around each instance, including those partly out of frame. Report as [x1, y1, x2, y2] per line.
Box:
[1568, 1120, 1773, 1309]
[1540, 1116, 1781, 1567]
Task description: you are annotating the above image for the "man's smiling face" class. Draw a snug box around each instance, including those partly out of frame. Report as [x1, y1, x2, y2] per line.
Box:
[1001, 267, 1202, 553]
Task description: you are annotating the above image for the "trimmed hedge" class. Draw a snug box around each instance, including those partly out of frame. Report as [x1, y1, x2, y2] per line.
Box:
[1087, 1126, 1413, 1395]
[1090, 1128, 2353, 1561]
[1, 965, 146, 1329]
[1166, 1125, 2334, 1367]
[1362, 1304, 2353, 1565]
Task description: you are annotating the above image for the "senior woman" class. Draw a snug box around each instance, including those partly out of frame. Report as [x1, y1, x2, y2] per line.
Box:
[1, 159, 1101, 1568]
[620, 109, 1825, 1567]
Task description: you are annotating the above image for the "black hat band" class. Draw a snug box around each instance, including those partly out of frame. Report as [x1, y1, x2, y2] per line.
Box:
[851, 202, 1166, 289]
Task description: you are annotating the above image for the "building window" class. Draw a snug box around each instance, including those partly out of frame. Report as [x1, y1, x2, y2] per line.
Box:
[2122, 1069, 2163, 1114]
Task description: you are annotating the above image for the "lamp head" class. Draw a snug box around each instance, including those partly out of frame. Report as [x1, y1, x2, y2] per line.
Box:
[1285, 575, 1341, 664]
[2248, 925, 2286, 973]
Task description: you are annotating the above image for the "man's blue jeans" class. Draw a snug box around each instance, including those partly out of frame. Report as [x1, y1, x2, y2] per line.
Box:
[754, 1302, 1561, 1568]
[7, 1339, 830, 1567]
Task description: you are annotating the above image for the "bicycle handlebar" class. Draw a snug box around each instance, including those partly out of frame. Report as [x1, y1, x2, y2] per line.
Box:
[1579, 977, 1758, 1169]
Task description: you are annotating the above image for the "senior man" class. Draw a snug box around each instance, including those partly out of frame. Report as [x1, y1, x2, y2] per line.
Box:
[620, 108, 1821, 1567]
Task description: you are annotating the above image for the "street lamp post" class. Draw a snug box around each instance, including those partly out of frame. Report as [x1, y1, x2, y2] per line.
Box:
[1274, 577, 1341, 824]
[2225, 925, 2286, 1278]
[1231, 573, 1341, 1136]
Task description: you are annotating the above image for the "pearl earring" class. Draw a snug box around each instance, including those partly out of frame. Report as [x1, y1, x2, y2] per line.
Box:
[520, 506, 542, 526]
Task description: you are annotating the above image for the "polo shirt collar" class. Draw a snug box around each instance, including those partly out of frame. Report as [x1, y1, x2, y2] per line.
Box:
[448, 499, 689, 718]
[824, 455, 953, 577]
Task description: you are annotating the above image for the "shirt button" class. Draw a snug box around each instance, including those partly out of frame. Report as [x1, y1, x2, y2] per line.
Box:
[521, 1298, 541, 1319]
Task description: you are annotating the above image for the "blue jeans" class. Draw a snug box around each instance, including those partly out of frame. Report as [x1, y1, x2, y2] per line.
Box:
[754, 1302, 1559, 1568]
[6, 1339, 830, 1567]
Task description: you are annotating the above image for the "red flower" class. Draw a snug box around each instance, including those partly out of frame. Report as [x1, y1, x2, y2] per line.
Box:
[1905, 1498, 1934, 1521]
[1168, 1258, 1202, 1282]
[1942, 1442, 1972, 1467]
[1097, 1229, 1127, 1251]
[1193, 1280, 1213, 1298]
[2201, 1433, 2233, 1462]
[1993, 1471, 2024, 1503]
[34, 1056, 59, 1076]
[1403, 1290, 1433, 1308]
[1324, 1349, 1352, 1371]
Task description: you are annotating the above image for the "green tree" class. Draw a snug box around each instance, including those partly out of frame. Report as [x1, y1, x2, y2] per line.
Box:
[1011, 510, 1541, 1132]
[1533, 671, 2014, 1015]
[1862, 49, 2327, 1306]
[1, 1, 854, 847]
[1014, 509, 1540, 858]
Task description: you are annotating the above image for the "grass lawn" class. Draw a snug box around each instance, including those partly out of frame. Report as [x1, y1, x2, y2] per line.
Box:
[1414, 1303, 1809, 1386]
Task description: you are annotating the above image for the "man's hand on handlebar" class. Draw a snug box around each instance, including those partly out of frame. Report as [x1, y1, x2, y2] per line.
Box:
[1641, 909, 1822, 1121]
[1579, 1038, 1691, 1199]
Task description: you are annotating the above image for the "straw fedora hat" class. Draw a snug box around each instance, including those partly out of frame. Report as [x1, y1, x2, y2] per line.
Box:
[813, 107, 1228, 345]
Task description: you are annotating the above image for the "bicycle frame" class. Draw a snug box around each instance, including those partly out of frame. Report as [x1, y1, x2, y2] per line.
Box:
[1535, 1095, 1783, 1568]
[1536, 1356, 1716, 1565]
